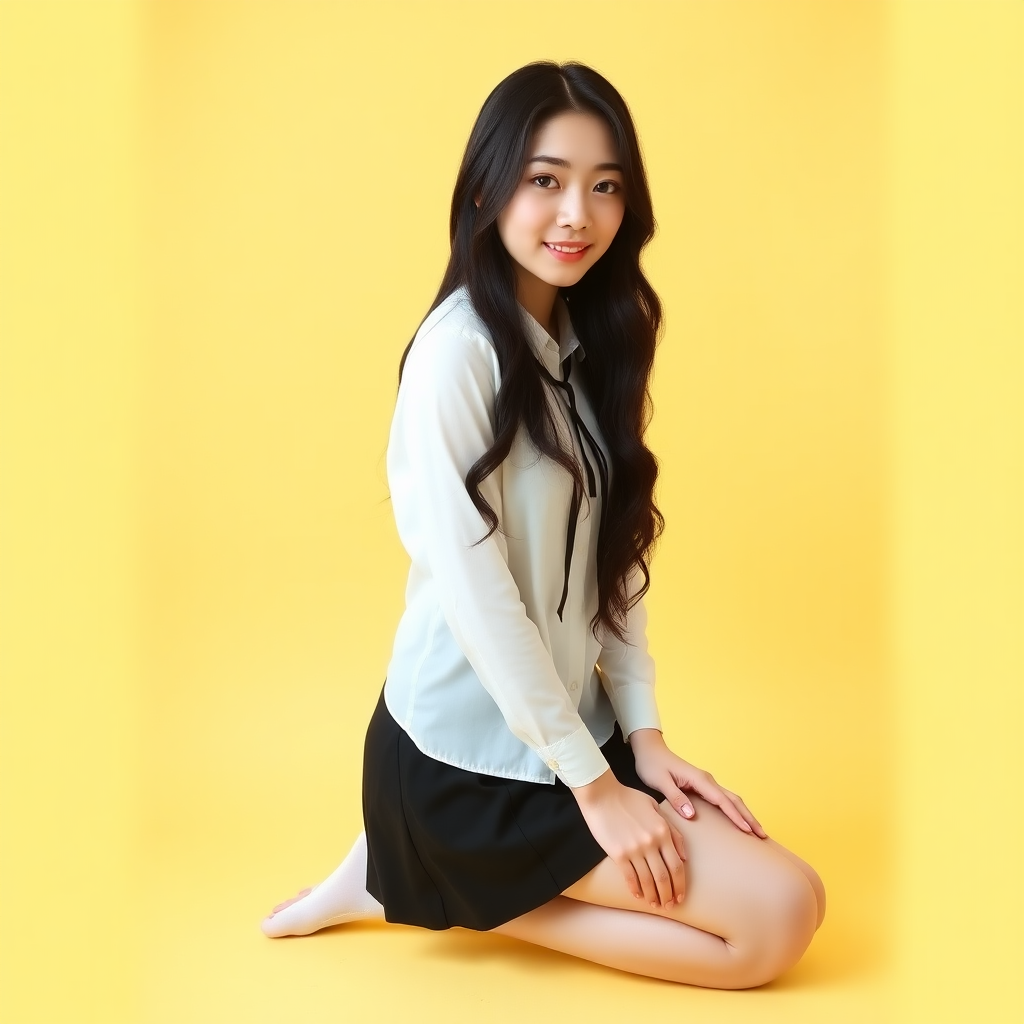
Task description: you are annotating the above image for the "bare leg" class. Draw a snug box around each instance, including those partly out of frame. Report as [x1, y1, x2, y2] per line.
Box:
[490, 794, 821, 988]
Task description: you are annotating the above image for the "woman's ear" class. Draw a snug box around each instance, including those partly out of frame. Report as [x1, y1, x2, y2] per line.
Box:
[474, 194, 481, 208]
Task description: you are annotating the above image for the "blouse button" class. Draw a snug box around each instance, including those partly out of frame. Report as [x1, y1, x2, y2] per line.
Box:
[547, 758, 560, 770]
[569, 680, 579, 691]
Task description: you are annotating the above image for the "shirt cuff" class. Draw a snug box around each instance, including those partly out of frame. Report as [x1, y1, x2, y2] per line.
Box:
[611, 684, 663, 741]
[534, 722, 611, 789]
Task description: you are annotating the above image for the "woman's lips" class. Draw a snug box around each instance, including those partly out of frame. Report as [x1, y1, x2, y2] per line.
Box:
[543, 242, 591, 263]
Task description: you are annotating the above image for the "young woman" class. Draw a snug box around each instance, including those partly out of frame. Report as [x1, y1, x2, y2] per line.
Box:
[261, 60, 825, 989]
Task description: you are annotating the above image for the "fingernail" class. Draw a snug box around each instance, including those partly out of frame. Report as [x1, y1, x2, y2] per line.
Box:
[742, 822, 753, 833]
[634, 892, 642, 899]
[682, 805, 694, 817]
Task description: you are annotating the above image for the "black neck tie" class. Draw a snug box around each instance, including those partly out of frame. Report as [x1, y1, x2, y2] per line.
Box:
[542, 356, 609, 621]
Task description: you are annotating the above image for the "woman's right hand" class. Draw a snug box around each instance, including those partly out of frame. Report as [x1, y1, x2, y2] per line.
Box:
[571, 769, 688, 908]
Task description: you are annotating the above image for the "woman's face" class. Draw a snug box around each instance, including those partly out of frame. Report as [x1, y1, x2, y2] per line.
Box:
[495, 112, 626, 304]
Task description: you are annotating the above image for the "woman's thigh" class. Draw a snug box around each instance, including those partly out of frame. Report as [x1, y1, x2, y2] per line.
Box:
[561, 793, 820, 951]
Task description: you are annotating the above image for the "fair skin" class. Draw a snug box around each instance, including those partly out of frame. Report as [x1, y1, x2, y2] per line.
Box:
[265, 111, 826, 987]
[477, 110, 627, 343]
[492, 794, 825, 988]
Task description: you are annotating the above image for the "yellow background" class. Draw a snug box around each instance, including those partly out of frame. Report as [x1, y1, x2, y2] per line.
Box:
[0, 1, 1020, 1021]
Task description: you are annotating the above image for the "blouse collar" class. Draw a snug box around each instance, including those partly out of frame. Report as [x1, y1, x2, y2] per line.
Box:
[518, 294, 585, 376]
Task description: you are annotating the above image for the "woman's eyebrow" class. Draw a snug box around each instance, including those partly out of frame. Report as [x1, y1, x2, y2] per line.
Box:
[527, 155, 623, 172]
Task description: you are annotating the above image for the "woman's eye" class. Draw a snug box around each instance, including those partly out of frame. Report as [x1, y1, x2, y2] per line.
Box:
[531, 175, 621, 194]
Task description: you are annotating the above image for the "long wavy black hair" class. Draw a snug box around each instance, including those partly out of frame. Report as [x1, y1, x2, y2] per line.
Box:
[398, 60, 664, 644]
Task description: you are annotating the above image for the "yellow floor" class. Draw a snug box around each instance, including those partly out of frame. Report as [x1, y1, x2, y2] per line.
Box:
[142, 799, 892, 1024]
[125, 645, 891, 1022]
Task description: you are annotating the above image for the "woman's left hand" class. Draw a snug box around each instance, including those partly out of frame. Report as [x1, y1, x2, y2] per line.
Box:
[629, 729, 769, 839]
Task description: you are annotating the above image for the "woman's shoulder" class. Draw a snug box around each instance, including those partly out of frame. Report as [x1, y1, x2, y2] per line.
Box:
[405, 285, 499, 380]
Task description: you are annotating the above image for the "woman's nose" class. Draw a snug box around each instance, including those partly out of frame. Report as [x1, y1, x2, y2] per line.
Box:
[557, 188, 591, 229]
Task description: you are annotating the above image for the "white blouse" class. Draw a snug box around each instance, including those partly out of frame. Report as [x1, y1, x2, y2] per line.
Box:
[383, 284, 662, 788]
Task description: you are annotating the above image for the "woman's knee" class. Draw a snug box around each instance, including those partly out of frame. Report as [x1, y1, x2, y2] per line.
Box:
[730, 863, 819, 987]
[764, 837, 826, 930]
[804, 862, 826, 930]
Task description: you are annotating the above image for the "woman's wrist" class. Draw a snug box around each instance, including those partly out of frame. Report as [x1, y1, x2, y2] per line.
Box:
[627, 727, 666, 753]
[570, 767, 622, 807]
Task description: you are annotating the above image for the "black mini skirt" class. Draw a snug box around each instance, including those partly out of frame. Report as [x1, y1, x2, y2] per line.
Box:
[361, 682, 665, 933]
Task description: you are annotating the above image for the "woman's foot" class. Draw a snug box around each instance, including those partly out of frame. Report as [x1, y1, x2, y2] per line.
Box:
[261, 831, 385, 937]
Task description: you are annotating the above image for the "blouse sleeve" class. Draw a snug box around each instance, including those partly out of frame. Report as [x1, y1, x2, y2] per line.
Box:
[596, 568, 663, 741]
[386, 321, 612, 789]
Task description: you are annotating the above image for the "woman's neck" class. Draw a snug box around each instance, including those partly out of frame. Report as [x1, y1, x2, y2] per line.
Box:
[516, 276, 560, 343]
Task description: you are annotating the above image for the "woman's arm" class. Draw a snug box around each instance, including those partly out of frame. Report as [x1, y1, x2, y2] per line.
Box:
[389, 322, 610, 788]
[595, 581, 662, 740]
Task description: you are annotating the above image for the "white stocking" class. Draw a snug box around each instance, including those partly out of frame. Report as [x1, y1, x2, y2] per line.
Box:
[261, 831, 385, 937]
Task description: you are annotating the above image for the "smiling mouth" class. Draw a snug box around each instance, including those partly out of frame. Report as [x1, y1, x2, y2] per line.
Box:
[544, 242, 590, 253]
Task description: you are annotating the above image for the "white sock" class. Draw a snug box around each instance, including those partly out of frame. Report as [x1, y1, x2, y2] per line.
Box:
[261, 831, 385, 937]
